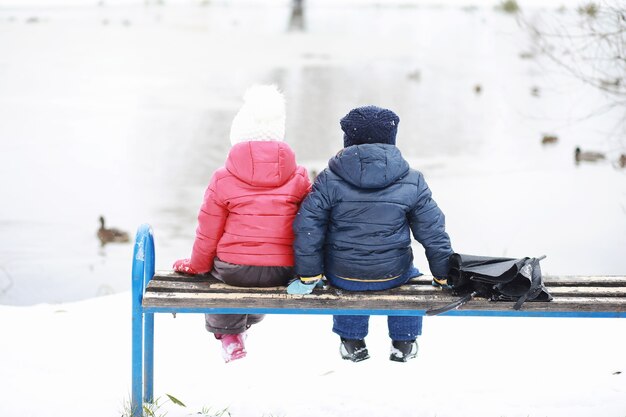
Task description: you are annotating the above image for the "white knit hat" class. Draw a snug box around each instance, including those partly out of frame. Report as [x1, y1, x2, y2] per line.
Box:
[229, 84, 286, 146]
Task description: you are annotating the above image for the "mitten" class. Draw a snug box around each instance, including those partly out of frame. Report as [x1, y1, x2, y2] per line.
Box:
[431, 276, 452, 290]
[173, 258, 199, 275]
[286, 275, 324, 295]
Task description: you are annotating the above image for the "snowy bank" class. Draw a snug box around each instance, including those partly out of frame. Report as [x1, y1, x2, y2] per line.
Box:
[1, 292, 625, 416]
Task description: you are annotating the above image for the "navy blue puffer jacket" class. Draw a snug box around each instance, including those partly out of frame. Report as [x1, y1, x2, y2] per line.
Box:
[293, 143, 452, 285]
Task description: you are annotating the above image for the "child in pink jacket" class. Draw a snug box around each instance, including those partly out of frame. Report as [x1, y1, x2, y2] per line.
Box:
[173, 85, 311, 362]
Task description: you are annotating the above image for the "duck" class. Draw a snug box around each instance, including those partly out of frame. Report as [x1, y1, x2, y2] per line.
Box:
[541, 134, 558, 145]
[575, 147, 605, 163]
[97, 216, 130, 244]
[407, 69, 421, 81]
[619, 154, 626, 168]
[519, 51, 534, 60]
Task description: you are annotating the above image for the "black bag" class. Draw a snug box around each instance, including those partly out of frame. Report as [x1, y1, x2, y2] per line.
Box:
[426, 253, 552, 315]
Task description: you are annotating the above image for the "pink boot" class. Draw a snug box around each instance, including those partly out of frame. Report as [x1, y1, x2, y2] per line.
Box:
[214, 332, 247, 363]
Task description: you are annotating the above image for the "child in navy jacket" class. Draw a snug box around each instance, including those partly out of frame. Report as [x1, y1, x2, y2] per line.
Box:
[290, 105, 453, 362]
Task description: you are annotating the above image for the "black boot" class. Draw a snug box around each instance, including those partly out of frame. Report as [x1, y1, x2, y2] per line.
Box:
[389, 339, 418, 362]
[339, 338, 370, 362]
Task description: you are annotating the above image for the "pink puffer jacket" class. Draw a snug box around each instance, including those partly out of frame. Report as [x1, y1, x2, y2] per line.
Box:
[189, 141, 311, 273]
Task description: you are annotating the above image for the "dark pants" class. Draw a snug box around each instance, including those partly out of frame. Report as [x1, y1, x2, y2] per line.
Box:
[330, 266, 423, 341]
[204, 258, 295, 334]
[332, 315, 423, 341]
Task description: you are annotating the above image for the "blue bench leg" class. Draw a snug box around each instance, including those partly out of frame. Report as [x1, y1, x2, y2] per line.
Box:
[144, 312, 155, 403]
[131, 305, 144, 416]
[131, 223, 155, 415]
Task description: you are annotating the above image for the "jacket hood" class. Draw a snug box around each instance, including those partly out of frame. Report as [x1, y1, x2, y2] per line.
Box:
[226, 141, 297, 187]
[328, 144, 409, 189]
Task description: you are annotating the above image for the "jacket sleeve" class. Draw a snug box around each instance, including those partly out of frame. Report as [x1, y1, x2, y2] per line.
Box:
[189, 175, 228, 274]
[296, 166, 313, 200]
[408, 173, 453, 278]
[293, 170, 331, 277]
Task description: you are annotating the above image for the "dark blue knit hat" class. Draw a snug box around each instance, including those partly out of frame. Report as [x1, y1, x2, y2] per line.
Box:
[340, 105, 400, 147]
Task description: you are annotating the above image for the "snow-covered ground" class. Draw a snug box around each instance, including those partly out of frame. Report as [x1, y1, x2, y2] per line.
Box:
[0, 0, 625, 415]
[1, 292, 625, 416]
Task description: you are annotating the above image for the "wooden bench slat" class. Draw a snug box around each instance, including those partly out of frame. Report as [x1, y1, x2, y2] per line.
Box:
[151, 271, 626, 287]
[148, 277, 626, 297]
[146, 279, 626, 298]
[542, 276, 626, 286]
[143, 291, 626, 312]
[143, 271, 626, 314]
[542, 287, 626, 297]
[147, 279, 441, 295]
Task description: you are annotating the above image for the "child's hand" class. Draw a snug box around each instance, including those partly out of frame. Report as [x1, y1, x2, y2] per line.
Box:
[173, 258, 198, 275]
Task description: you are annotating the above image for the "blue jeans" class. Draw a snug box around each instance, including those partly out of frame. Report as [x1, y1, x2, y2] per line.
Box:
[333, 315, 423, 341]
[330, 266, 423, 341]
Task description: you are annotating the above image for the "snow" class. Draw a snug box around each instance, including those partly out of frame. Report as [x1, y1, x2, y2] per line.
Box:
[0, 0, 625, 415]
[1, 294, 625, 416]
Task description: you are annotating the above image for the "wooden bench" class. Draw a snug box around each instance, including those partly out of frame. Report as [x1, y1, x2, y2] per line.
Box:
[130, 224, 626, 416]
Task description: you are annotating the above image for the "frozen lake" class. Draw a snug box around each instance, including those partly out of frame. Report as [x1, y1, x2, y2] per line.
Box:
[0, 0, 624, 305]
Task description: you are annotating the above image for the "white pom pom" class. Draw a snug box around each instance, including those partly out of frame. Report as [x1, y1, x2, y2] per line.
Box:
[241, 85, 285, 121]
[230, 84, 287, 145]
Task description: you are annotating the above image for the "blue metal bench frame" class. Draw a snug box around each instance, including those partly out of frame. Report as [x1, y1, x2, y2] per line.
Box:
[130, 224, 626, 416]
